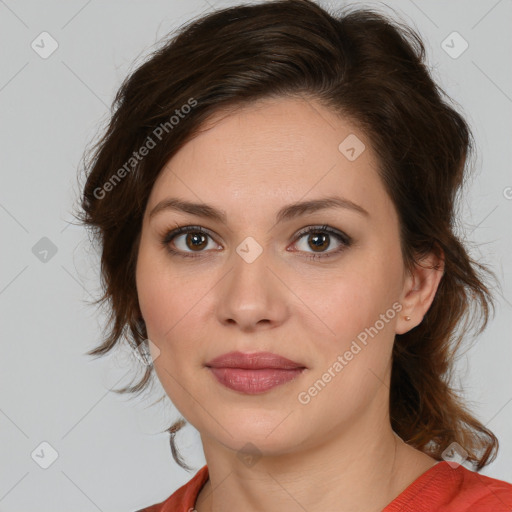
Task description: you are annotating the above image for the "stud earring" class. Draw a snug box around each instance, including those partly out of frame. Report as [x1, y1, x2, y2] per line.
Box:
[404, 316, 411, 321]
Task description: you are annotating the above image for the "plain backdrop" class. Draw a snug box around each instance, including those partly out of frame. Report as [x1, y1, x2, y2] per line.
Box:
[1, 0, 511, 510]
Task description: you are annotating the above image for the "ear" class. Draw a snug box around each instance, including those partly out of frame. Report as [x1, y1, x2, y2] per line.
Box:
[395, 248, 445, 335]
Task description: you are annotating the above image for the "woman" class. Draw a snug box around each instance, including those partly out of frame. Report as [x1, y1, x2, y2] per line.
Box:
[76, 0, 512, 510]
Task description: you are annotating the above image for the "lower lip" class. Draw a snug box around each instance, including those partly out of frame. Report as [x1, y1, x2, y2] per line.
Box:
[207, 367, 305, 394]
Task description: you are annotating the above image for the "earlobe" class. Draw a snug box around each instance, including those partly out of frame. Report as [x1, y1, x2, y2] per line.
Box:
[395, 250, 445, 335]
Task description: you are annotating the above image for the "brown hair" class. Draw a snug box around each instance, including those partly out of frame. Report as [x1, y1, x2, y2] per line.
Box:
[74, 0, 499, 471]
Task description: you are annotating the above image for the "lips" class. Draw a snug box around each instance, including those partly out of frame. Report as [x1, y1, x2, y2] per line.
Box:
[205, 351, 306, 394]
[205, 351, 306, 370]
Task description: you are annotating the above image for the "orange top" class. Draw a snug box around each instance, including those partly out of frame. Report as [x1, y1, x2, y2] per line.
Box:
[136, 461, 512, 512]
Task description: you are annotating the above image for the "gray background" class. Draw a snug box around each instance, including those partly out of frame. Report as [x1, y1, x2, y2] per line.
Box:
[1, 0, 511, 510]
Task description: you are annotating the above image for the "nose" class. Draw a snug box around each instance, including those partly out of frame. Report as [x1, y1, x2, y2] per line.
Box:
[215, 241, 290, 332]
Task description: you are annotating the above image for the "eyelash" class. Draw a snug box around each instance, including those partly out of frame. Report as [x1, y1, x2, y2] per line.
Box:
[160, 224, 352, 261]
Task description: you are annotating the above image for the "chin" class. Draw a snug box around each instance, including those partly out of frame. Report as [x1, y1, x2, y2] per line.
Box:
[205, 413, 308, 455]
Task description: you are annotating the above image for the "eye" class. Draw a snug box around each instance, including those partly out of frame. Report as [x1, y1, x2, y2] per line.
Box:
[291, 225, 352, 260]
[160, 224, 352, 260]
[161, 225, 219, 258]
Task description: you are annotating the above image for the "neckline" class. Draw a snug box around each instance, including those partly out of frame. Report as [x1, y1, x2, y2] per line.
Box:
[382, 460, 456, 511]
[193, 460, 453, 510]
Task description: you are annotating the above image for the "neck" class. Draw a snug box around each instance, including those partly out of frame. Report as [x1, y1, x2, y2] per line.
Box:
[195, 420, 437, 512]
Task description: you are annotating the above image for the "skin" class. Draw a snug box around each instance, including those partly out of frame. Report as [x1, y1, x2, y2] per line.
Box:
[135, 96, 444, 512]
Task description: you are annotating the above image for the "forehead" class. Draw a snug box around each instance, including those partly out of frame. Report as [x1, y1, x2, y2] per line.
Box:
[147, 96, 395, 227]
[178, 96, 373, 172]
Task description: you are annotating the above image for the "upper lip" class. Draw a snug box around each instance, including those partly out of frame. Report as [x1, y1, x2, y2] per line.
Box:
[205, 351, 306, 370]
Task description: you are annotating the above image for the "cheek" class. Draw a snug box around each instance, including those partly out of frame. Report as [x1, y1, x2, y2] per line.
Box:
[293, 269, 398, 422]
[136, 245, 197, 334]
[136, 265, 169, 334]
[135, 247, 215, 384]
[290, 258, 398, 340]
[288, 255, 402, 404]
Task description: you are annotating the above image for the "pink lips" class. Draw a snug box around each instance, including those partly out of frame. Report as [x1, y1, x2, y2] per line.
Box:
[205, 351, 306, 394]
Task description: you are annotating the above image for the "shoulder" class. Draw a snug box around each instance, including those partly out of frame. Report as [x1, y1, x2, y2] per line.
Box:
[134, 465, 209, 512]
[385, 461, 512, 512]
[453, 463, 512, 511]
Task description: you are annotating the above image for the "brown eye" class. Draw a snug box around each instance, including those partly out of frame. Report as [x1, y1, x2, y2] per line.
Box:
[292, 225, 352, 260]
[162, 226, 219, 257]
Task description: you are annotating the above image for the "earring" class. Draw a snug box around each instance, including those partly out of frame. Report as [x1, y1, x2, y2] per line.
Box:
[404, 316, 411, 321]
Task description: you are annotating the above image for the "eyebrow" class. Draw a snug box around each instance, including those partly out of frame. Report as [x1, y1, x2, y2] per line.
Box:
[148, 195, 369, 223]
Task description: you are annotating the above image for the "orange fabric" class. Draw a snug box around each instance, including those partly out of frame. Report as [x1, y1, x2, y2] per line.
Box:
[137, 461, 512, 512]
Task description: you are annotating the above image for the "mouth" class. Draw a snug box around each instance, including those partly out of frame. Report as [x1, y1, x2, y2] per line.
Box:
[205, 351, 306, 394]
[205, 351, 306, 370]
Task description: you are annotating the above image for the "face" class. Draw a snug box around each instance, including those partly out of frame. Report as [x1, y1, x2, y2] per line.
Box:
[136, 96, 410, 456]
